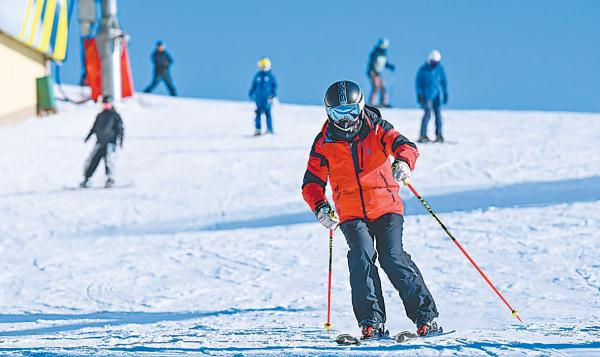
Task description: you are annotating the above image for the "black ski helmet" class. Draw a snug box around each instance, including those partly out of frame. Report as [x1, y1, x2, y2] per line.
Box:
[324, 80, 365, 136]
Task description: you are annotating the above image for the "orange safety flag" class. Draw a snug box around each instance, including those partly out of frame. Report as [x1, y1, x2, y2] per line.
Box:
[83, 38, 102, 101]
[120, 40, 134, 98]
[83, 37, 135, 100]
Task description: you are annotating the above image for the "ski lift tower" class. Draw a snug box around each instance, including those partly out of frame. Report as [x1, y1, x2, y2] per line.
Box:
[96, 0, 123, 101]
[79, 0, 124, 101]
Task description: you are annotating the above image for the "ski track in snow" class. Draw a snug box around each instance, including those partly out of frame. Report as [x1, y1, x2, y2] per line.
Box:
[0, 90, 599, 355]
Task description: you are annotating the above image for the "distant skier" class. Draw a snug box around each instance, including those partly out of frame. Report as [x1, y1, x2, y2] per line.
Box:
[366, 38, 395, 107]
[302, 80, 440, 339]
[416, 50, 448, 143]
[81, 97, 124, 188]
[248, 57, 278, 136]
[143, 41, 177, 96]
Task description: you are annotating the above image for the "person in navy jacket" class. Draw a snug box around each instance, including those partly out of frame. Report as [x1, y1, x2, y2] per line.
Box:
[415, 50, 448, 143]
[143, 41, 177, 96]
[249, 57, 278, 136]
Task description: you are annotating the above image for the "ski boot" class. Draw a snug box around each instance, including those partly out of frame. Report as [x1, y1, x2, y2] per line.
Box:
[434, 135, 445, 143]
[254, 129, 261, 136]
[417, 136, 431, 143]
[416, 319, 442, 336]
[105, 178, 115, 188]
[359, 319, 388, 340]
[80, 179, 91, 188]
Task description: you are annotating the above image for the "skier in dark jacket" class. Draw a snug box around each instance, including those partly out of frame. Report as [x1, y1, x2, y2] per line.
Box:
[143, 41, 177, 96]
[416, 50, 448, 143]
[366, 38, 395, 107]
[80, 97, 124, 188]
[249, 57, 278, 136]
[302, 80, 440, 339]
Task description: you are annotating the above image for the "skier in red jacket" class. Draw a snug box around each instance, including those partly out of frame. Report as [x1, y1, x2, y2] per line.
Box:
[302, 80, 439, 339]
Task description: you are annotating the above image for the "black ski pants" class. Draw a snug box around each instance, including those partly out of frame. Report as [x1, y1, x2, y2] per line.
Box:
[143, 70, 177, 96]
[84, 143, 116, 180]
[340, 213, 438, 326]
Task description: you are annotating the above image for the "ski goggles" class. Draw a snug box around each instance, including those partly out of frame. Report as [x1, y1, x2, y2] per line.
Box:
[326, 103, 362, 122]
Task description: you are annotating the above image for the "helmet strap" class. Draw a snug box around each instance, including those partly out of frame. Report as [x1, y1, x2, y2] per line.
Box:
[332, 120, 354, 132]
[330, 114, 363, 133]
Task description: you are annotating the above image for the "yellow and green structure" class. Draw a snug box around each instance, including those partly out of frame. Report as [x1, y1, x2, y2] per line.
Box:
[0, 0, 69, 123]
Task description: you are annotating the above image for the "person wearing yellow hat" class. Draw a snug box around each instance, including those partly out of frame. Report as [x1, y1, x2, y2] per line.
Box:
[248, 57, 278, 136]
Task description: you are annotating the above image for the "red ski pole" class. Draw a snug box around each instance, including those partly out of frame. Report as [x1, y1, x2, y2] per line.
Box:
[404, 182, 523, 323]
[324, 229, 334, 330]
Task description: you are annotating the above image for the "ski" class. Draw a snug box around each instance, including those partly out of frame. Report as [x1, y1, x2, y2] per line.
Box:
[417, 140, 458, 145]
[394, 329, 456, 343]
[335, 331, 389, 345]
[335, 334, 360, 345]
[63, 183, 134, 191]
[246, 131, 274, 138]
[335, 329, 455, 345]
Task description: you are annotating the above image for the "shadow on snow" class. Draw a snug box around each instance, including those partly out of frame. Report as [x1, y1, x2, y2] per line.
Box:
[60, 175, 600, 237]
[206, 175, 600, 231]
[0, 306, 305, 337]
[106, 340, 600, 354]
[1, 339, 598, 355]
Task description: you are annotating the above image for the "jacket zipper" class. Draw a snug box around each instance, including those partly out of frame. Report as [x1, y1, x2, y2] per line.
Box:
[380, 172, 396, 202]
[349, 141, 368, 219]
[359, 142, 364, 170]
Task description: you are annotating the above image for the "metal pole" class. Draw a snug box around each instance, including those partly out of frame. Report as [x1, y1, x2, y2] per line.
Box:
[405, 181, 523, 323]
[77, 0, 97, 37]
[97, 0, 122, 101]
[324, 229, 333, 330]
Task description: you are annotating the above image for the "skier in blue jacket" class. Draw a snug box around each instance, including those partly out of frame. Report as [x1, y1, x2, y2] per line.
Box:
[366, 38, 395, 107]
[249, 57, 278, 136]
[415, 50, 448, 143]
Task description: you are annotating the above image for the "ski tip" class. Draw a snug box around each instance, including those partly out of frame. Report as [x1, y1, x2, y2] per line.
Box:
[335, 333, 359, 345]
[394, 328, 456, 343]
[394, 330, 418, 343]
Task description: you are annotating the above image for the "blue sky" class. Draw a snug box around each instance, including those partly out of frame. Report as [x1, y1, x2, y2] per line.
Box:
[57, 0, 600, 112]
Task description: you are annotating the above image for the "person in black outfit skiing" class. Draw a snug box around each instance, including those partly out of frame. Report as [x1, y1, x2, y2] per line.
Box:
[81, 97, 124, 188]
[143, 41, 177, 96]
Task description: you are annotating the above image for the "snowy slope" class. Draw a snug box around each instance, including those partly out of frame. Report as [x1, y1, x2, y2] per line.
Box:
[0, 90, 599, 356]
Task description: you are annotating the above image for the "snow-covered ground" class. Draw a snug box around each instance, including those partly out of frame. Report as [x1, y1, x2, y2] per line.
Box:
[0, 91, 599, 355]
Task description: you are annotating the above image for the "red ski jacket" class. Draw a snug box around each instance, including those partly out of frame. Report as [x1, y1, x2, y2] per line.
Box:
[302, 106, 418, 223]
